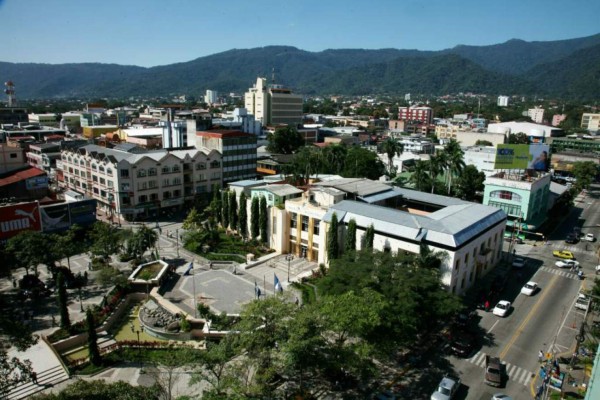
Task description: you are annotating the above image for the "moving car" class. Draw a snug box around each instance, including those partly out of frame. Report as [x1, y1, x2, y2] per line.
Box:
[493, 300, 511, 317]
[553, 250, 575, 259]
[431, 375, 460, 400]
[484, 355, 504, 387]
[555, 260, 579, 269]
[512, 257, 526, 269]
[491, 395, 513, 400]
[521, 282, 538, 296]
[585, 233, 595, 242]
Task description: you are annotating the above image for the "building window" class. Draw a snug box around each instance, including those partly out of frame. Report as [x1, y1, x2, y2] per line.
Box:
[149, 180, 157, 188]
[173, 177, 181, 185]
[164, 191, 171, 199]
[163, 178, 170, 186]
[174, 190, 181, 197]
[301, 216, 309, 232]
[93, 175, 98, 182]
[290, 213, 297, 228]
[196, 163, 206, 170]
[490, 190, 521, 202]
[120, 169, 129, 178]
[121, 183, 130, 191]
[210, 160, 220, 168]
[148, 168, 157, 176]
[9, 153, 17, 159]
[162, 166, 170, 174]
[172, 164, 180, 172]
[313, 222, 320, 235]
[93, 187, 99, 194]
[139, 195, 147, 203]
[99, 166, 105, 173]
[106, 168, 113, 176]
[138, 169, 147, 177]
[108, 181, 114, 188]
[138, 182, 147, 190]
[197, 174, 206, 181]
[150, 193, 158, 201]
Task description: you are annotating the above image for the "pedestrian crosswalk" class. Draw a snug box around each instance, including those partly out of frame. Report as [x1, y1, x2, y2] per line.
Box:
[539, 266, 580, 280]
[466, 351, 534, 387]
[556, 244, 595, 255]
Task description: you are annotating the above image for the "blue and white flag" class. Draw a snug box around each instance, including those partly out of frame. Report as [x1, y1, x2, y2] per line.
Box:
[255, 280, 261, 298]
[274, 274, 283, 292]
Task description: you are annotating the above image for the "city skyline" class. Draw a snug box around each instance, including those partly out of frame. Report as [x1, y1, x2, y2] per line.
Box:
[0, 0, 599, 68]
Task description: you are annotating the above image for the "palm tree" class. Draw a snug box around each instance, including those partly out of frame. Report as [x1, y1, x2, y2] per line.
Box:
[428, 153, 444, 194]
[414, 243, 448, 270]
[444, 140, 465, 195]
[409, 160, 431, 192]
[381, 138, 404, 176]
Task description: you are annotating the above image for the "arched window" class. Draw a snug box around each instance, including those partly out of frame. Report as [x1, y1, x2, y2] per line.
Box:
[490, 190, 521, 202]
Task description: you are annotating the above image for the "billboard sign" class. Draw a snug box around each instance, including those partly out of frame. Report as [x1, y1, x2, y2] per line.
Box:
[494, 144, 550, 171]
[68, 199, 97, 226]
[26, 175, 49, 190]
[0, 201, 42, 240]
[41, 203, 71, 232]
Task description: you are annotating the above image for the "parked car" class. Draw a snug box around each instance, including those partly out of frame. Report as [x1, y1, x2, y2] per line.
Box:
[596, 265, 600, 275]
[491, 394, 513, 400]
[553, 250, 575, 259]
[585, 233, 595, 242]
[493, 300, 511, 317]
[555, 260, 580, 269]
[450, 330, 476, 357]
[565, 234, 578, 244]
[575, 293, 591, 312]
[431, 375, 460, 400]
[455, 310, 476, 327]
[512, 257, 526, 269]
[521, 282, 538, 296]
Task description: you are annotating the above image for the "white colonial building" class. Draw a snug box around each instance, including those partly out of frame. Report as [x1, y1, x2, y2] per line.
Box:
[60, 144, 221, 221]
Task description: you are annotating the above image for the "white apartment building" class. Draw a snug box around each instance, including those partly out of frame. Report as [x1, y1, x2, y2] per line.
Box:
[60, 145, 222, 221]
[527, 108, 545, 124]
[497, 96, 509, 107]
[28, 113, 58, 125]
[204, 90, 218, 105]
[244, 77, 303, 126]
[581, 113, 600, 133]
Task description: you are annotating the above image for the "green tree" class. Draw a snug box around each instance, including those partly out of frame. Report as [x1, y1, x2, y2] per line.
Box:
[31, 380, 162, 400]
[251, 196, 260, 240]
[89, 222, 123, 260]
[380, 137, 403, 176]
[182, 208, 202, 231]
[221, 190, 229, 229]
[444, 139, 466, 195]
[363, 224, 375, 250]
[289, 146, 323, 183]
[57, 224, 82, 271]
[345, 218, 357, 252]
[342, 146, 385, 179]
[322, 144, 347, 174]
[238, 192, 248, 238]
[229, 191, 238, 232]
[266, 125, 304, 154]
[508, 132, 529, 144]
[428, 154, 445, 194]
[210, 185, 222, 223]
[127, 225, 159, 260]
[327, 213, 339, 261]
[57, 272, 70, 330]
[572, 161, 598, 191]
[408, 160, 431, 192]
[6, 231, 54, 275]
[259, 196, 268, 244]
[192, 336, 237, 396]
[86, 309, 101, 366]
[475, 140, 493, 146]
[455, 164, 486, 200]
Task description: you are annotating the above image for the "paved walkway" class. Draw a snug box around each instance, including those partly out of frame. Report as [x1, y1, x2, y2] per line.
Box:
[2, 219, 318, 398]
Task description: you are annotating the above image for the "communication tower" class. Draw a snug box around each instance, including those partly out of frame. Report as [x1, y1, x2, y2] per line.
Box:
[4, 81, 16, 107]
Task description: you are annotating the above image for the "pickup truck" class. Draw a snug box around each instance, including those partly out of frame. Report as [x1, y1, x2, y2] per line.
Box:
[484, 355, 503, 387]
[575, 293, 591, 312]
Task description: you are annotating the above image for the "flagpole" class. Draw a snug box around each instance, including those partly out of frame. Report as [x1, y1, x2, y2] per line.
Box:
[264, 275, 266, 297]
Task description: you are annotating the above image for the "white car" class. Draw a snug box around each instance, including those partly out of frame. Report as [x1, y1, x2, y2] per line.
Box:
[491, 395, 513, 400]
[493, 300, 511, 317]
[521, 282, 538, 296]
[585, 233, 595, 242]
[555, 260, 579, 269]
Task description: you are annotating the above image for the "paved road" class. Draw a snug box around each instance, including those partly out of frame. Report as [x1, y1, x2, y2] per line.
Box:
[450, 187, 600, 400]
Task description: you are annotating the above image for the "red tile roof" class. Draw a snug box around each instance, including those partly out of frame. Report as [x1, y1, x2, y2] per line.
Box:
[0, 167, 46, 187]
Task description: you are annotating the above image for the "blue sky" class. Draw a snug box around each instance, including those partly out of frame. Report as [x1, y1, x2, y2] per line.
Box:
[1, 0, 598, 67]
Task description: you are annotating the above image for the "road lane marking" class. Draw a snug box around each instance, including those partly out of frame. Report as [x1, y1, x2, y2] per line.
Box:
[499, 274, 559, 360]
[466, 351, 534, 387]
[487, 320, 499, 334]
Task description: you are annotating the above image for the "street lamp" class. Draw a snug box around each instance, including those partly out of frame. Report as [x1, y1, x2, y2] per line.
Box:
[176, 228, 180, 257]
[78, 286, 84, 312]
[286, 254, 294, 282]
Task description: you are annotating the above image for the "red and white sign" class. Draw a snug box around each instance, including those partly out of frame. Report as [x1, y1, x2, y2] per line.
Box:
[0, 201, 42, 240]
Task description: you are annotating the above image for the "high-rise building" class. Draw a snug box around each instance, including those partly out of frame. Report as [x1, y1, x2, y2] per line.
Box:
[196, 129, 257, 183]
[581, 113, 600, 132]
[497, 96, 509, 107]
[204, 90, 218, 105]
[244, 77, 302, 126]
[397, 106, 433, 124]
[527, 108, 545, 124]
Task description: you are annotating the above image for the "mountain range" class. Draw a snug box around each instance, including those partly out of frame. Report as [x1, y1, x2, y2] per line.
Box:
[1, 34, 599, 100]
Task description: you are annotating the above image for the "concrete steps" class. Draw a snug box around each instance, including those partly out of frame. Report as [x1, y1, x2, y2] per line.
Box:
[5, 364, 69, 400]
